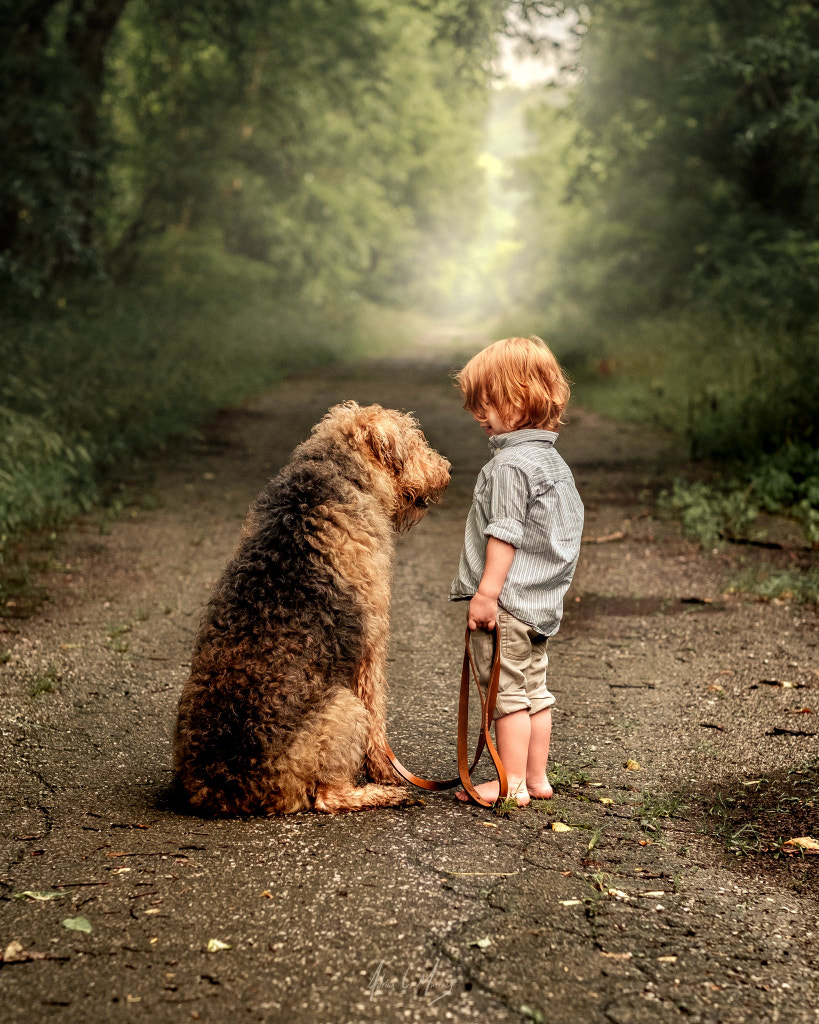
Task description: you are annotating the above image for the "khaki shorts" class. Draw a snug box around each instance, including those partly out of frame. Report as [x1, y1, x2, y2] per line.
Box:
[469, 609, 555, 721]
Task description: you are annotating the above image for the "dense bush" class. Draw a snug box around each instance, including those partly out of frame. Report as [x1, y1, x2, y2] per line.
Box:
[507, 0, 818, 465]
[658, 445, 819, 548]
[0, 240, 389, 553]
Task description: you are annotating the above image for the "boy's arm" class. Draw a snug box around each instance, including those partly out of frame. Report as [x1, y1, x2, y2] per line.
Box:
[468, 537, 516, 631]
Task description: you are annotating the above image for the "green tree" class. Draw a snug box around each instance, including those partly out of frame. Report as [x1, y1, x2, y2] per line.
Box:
[514, 0, 819, 329]
[1, 0, 502, 306]
[0, 0, 128, 299]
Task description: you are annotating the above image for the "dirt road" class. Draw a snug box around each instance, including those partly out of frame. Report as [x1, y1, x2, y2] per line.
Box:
[2, 354, 818, 1024]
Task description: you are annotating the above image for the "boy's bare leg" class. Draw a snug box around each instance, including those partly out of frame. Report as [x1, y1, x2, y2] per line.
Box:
[526, 708, 553, 798]
[456, 710, 531, 805]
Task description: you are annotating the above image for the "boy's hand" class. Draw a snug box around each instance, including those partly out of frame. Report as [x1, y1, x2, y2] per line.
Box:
[468, 591, 499, 631]
[468, 537, 516, 631]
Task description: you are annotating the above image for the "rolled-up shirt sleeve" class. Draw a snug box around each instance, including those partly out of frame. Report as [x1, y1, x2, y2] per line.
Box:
[483, 464, 529, 548]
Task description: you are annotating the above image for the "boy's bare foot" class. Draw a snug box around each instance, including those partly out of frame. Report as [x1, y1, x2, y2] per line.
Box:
[526, 775, 553, 799]
[455, 779, 530, 806]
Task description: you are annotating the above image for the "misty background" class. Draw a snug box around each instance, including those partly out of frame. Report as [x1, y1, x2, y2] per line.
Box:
[2, 0, 817, 568]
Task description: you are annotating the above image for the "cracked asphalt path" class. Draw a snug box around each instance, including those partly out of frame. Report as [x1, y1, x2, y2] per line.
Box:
[2, 355, 818, 1024]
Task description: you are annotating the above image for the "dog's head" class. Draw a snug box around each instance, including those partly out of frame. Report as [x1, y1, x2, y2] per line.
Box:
[319, 402, 450, 532]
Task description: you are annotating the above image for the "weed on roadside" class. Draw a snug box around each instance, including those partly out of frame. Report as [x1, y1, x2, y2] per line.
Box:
[698, 765, 819, 882]
[30, 665, 60, 699]
[494, 791, 525, 818]
[636, 789, 689, 837]
[0, 544, 50, 620]
[725, 567, 819, 605]
[549, 762, 592, 791]
[658, 443, 819, 549]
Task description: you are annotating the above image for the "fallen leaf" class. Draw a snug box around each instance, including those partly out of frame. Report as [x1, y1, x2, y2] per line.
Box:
[607, 888, 630, 900]
[62, 916, 91, 933]
[559, 899, 582, 907]
[13, 889, 73, 902]
[551, 822, 572, 832]
[599, 797, 614, 805]
[520, 1006, 545, 1024]
[261, 890, 273, 899]
[2, 941, 50, 963]
[206, 938, 231, 953]
[624, 760, 641, 771]
[783, 836, 819, 853]
[469, 937, 492, 948]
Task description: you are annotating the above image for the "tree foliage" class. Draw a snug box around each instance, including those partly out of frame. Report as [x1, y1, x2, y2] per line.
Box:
[509, 0, 819, 457]
[514, 0, 819, 328]
[0, 0, 501, 305]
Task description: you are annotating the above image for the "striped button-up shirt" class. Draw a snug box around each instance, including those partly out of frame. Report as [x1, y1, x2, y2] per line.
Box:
[449, 429, 584, 635]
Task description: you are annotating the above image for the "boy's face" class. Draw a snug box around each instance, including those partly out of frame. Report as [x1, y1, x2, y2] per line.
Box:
[472, 404, 516, 437]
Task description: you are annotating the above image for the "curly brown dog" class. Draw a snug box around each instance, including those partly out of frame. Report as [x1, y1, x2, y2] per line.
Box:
[173, 401, 450, 815]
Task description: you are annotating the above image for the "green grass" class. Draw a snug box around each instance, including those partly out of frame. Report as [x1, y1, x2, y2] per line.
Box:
[635, 789, 689, 836]
[556, 313, 818, 549]
[725, 567, 819, 605]
[547, 762, 592, 791]
[657, 444, 819, 549]
[565, 314, 817, 458]
[0, 235, 405, 560]
[30, 665, 59, 699]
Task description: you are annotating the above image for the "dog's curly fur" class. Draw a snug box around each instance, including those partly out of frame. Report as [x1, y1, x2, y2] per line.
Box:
[173, 401, 450, 815]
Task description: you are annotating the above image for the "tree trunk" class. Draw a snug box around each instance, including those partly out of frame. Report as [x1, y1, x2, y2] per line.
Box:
[61, 0, 130, 251]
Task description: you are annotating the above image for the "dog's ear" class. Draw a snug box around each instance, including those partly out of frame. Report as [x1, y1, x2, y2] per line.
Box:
[352, 405, 407, 474]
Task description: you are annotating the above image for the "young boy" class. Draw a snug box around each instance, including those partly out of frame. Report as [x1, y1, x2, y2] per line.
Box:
[450, 336, 584, 805]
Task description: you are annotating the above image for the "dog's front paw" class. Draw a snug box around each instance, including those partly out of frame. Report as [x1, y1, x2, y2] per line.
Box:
[365, 756, 405, 786]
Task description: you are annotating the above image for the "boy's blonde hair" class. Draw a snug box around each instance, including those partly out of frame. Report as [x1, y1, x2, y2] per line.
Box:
[455, 336, 571, 431]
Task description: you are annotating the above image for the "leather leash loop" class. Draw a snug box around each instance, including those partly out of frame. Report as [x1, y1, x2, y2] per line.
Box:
[385, 624, 508, 808]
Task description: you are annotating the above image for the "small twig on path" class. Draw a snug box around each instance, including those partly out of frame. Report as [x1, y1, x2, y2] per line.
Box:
[51, 881, 110, 888]
[445, 870, 519, 877]
[583, 530, 626, 545]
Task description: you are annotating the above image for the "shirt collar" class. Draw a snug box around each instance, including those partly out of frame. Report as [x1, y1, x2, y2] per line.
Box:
[488, 429, 558, 453]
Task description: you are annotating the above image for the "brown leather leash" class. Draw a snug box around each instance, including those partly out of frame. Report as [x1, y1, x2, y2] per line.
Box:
[385, 625, 508, 808]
